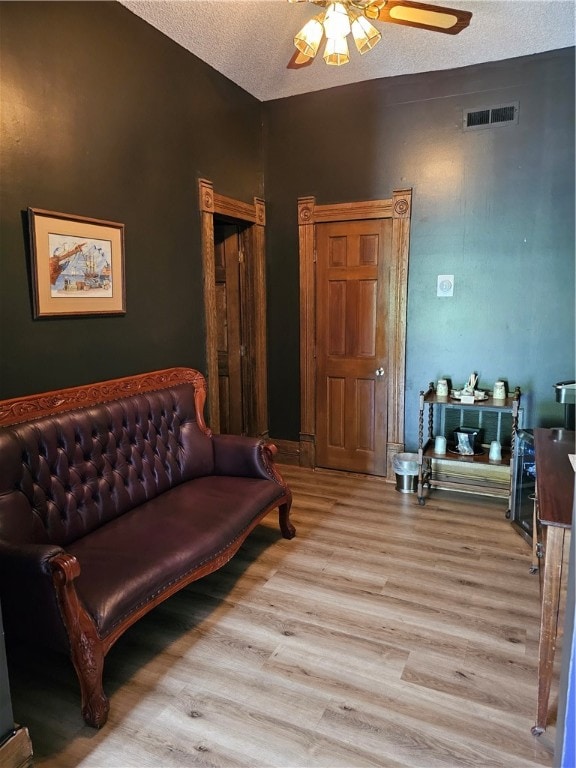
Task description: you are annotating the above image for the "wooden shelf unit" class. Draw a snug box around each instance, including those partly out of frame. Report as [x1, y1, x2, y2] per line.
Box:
[417, 383, 522, 506]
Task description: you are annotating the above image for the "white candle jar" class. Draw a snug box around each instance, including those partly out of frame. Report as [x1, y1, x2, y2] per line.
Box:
[493, 381, 506, 400]
[436, 379, 449, 397]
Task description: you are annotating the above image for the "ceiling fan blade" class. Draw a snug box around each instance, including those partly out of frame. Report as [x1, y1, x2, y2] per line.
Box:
[287, 50, 316, 69]
[374, 0, 472, 34]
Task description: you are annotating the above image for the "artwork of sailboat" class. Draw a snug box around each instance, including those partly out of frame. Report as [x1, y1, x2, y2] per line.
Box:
[50, 240, 113, 295]
[49, 243, 86, 285]
[30, 207, 124, 317]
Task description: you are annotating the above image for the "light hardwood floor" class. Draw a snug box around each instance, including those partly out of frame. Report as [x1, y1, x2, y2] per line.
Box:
[8, 465, 561, 767]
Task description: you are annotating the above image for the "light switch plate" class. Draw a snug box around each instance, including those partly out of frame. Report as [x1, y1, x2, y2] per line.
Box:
[437, 275, 454, 297]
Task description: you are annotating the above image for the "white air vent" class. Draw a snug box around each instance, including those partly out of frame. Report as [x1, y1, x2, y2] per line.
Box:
[463, 102, 519, 131]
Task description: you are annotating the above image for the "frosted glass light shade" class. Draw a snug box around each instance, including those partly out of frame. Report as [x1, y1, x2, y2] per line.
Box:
[351, 15, 382, 54]
[323, 2, 351, 39]
[323, 36, 350, 65]
[294, 17, 324, 57]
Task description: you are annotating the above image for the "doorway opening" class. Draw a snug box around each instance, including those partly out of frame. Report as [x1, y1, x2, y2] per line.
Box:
[199, 179, 268, 437]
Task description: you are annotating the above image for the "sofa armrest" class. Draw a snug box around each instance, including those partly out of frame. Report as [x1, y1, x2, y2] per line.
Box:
[0, 539, 65, 579]
[0, 540, 73, 651]
[211, 434, 281, 482]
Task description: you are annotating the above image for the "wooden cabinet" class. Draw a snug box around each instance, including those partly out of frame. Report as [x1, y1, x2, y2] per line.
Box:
[531, 427, 574, 735]
[417, 382, 522, 506]
[0, 603, 33, 768]
[0, 728, 33, 768]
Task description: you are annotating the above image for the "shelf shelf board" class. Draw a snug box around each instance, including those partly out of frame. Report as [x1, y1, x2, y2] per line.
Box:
[421, 476, 510, 499]
[422, 443, 512, 467]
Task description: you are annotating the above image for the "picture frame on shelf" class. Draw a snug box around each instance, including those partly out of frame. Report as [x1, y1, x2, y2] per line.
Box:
[28, 207, 126, 318]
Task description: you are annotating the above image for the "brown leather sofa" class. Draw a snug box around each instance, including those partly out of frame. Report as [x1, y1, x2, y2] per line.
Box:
[0, 367, 294, 728]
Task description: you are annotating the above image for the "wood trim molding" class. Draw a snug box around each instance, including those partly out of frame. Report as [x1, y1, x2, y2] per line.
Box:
[270, 438, 301, 465]
[254, 197, 266, 227]
[312, 199, 394, 222]
[386, 188, 412, 477]
[198, 178, 215, 214]
[213, 192, 257, 224]
[199, 182, 219, 430]
[298, 197, 316, 452]
[198, 178, 268, 436]
[251, 218, 269, 437]
[0, 367, 207, 428]
[200, 185, 264, 226]
[298, 191, 412, 476]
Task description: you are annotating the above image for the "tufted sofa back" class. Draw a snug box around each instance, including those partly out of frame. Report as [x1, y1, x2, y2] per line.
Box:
[0, 382, 215, 548]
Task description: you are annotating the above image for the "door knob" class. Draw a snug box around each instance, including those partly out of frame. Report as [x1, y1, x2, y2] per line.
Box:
[375, 367, 384, 377]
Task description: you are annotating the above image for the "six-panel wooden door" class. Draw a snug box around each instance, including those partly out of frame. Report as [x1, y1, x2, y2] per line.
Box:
[315, 219, 391, 475]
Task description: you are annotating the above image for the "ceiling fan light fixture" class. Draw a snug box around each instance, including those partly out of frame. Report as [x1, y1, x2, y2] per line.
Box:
[388, 5, 459, 29]
[362, 2, 387, 21]
[323, 2, 352, 39]
[294, 16, 325, 57]
[323, 35, 350, 65]
[290, 0, 472, 70]
[351, 14, 382, 53]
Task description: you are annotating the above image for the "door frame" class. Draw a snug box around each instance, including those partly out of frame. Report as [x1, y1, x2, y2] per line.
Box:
[298, 189, 412, 478]
[199, 178, 268, 436]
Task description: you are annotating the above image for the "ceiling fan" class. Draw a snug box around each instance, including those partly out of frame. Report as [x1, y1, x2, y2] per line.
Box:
[288, 0, 472, 68]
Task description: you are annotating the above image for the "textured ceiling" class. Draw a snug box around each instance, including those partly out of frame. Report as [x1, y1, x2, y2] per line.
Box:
[120, 0, 575, 101]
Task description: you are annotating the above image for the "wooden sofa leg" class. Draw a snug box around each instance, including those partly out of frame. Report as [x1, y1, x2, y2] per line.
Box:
[51, 553, 110, 727]
[71, 634, 110, 728]
[279, 502, 296, 539]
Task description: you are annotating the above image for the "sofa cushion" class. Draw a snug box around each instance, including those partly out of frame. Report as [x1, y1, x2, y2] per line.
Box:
[67, 475, 285, 637]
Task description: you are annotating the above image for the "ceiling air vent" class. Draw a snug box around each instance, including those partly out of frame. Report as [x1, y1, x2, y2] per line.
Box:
[463, 102, 519, 131]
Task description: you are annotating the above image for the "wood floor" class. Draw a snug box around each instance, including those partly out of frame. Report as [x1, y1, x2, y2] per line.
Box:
[7, 465, 561, 767]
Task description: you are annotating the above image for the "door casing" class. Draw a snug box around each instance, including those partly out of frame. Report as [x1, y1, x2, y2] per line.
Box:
[298, 190, 412, 479]
[199, 178, 268, 437]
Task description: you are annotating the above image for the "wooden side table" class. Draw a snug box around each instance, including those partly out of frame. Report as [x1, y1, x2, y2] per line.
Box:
[0, 727, 33, 768]
[531, 427, 574, 735]
[416, 383, 522, 505]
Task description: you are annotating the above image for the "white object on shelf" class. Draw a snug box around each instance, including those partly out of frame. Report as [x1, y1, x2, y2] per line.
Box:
[434, 435, 447, 454]
[489, 441, 502, 461]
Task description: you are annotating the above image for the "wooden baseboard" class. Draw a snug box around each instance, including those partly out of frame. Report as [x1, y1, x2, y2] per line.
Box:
[0, 726, 33, 768]
[270, 438, 301, 465]
[272, 438, 398, 481]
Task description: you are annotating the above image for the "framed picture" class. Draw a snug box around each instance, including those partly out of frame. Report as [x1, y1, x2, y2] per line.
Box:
[28, 208, 126, 318]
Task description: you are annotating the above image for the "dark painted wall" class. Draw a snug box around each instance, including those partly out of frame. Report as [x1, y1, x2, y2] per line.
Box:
[264, 48, 575, 447]
[0, 1, 263, 398]
[1, 2, 574, 450]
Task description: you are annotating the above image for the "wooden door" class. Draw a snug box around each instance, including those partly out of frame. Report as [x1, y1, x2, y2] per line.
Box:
[316, 219, 391, 475]
[298, 190, 412, 479]
[214, 222, 247, 435]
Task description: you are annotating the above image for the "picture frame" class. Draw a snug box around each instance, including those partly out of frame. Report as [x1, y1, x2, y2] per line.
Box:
[28, 208, 126, 318]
